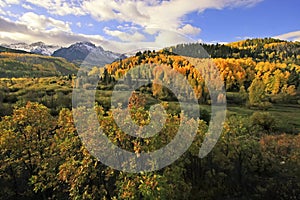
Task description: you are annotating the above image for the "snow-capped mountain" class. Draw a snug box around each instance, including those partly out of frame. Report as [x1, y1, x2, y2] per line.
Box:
[2, 41, 126, 66]
[2, 42, 61, 56]
[52, 42, 126, 67]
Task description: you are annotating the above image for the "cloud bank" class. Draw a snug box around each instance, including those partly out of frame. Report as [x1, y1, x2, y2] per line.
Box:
[274, 31, 300, 42]
[0, 0, 263, 52]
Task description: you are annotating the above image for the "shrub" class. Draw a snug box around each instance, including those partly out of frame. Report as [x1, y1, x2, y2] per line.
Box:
[250, 112, 277, 133]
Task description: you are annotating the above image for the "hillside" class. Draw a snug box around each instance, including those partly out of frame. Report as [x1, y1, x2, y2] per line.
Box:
[167, 38, 300, 65]
[97, 45, 300, 107]
[0, 46, 30, 54]
[0, 52, 78, 78]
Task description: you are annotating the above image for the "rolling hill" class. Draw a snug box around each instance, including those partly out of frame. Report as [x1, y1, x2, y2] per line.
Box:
[0, 46, 30, 54]
[0, 52, 78, 78]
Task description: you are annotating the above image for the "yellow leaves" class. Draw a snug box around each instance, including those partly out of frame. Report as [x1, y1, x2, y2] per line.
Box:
[88, 67, 100, 76]
[263, 42, 286, 49]
[280, 84, 297, 96]
[213, 58, 256, 90]
[254, 61, 295, 96]
[286, 85, 297, 96]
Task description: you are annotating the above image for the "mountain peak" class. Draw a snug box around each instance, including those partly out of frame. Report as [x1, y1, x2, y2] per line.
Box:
[74, 41, 95, 47]
[69, 41, 105, 52]
[52, 41, 123, 66]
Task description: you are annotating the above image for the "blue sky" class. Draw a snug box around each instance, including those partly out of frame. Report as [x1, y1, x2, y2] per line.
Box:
[196, 0, 300, 42]
[0, 0, 299, 52]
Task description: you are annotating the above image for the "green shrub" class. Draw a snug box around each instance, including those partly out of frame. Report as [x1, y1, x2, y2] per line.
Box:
[250, 112, 277, 133]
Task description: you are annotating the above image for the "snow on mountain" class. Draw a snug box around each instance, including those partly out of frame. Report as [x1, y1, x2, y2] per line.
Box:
[29, 42, 61, 56]
[2, 42, 61, 56]
[52, 42, 125, 67]
[1, 41, 126, 66]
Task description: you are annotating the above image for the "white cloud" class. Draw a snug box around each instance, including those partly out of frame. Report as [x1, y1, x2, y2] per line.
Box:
[155, 30, 194, 47]
[22, 4, 33, 10]
[82, 1, 149, 22]
[82, 0, 262, 33]
[76, 22, 81, 28]
[24, 0, 85, 16]
[79, 0, 263, 47]
[104, 27, 146, 42]
[117, 24, 140, 32]
[18, 12, 71, 32]
[1, 0, 20, 5]
[0, 8, 6, 16]
[87, 23, 94, 27]
[178, 24, 201, 35]
[0, 0, 20, 17]
[5, 0, 20, 4]
[274, 31, 300, 42]
[0, 16, 105, 47]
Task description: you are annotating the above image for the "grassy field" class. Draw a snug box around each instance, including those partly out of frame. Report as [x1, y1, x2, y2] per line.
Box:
[220, 103, 300, 133]
[167, 101, 300, 133]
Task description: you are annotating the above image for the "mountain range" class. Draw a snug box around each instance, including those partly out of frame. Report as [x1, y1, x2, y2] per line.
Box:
[1, 41, 125, 67]
[2, 42, 61, 56]
[52, 42, 125, 67]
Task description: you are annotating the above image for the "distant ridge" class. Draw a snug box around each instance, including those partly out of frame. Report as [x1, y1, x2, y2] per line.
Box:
[2, 42, 61, 56]
[165, 37, 300, 64]
[0, 46, 30, 54]
[52, 42, 125, 67]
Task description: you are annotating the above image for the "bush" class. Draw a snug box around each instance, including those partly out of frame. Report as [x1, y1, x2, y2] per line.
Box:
[250, 112, 277, 133]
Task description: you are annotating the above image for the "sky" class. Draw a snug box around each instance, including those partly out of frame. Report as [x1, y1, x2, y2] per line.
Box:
[0, 0, 299, 53]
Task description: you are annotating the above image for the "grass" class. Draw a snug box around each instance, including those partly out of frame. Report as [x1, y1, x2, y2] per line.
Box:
[168, 101, 300, 133]
[267, 104, 300, 132]
[226, 104, 300, 133]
